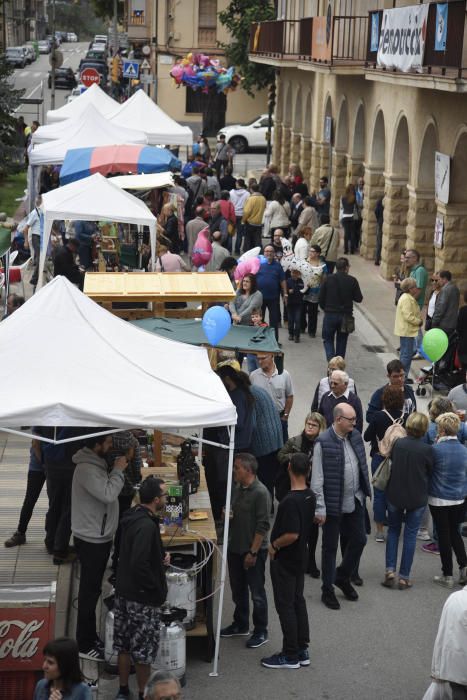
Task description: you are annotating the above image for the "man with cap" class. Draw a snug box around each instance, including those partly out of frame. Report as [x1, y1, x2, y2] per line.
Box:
[114, 476, 170, 700]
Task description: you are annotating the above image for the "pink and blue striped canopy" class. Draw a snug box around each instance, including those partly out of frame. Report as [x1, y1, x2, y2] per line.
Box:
[60, 144, 181, 185]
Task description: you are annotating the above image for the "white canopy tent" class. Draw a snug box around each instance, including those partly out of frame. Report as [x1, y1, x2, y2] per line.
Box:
[111, 171, 174, 190]
[108, 89, 193, 146]
[38, 173, 157, 288]
[0, 276, 237, 677]
[33, 103, 117, 145]
[46, 83, 119, 123]
[29, 111, 147, 166]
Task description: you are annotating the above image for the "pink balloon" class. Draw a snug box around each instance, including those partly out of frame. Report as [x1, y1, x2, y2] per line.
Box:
[192, 227, 212, 268]
[234, 257, 260, 281]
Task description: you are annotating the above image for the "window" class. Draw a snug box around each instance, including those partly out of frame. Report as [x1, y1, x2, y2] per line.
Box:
[198, 0, 217, 47]
[186, 88, 208, 114]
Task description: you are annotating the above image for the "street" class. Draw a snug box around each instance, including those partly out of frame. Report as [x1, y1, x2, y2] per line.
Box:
[11, 41, 88, 123]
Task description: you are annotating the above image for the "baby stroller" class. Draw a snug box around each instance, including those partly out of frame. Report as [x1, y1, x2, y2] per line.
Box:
[415, 330, 463, 396]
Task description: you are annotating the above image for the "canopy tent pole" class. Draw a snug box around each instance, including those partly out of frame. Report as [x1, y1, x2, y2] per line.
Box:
[210, 424, 236, 677]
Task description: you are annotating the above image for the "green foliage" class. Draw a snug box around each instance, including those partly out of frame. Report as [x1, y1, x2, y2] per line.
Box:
[219, 0, 276, 97]
[54, 0, 107, 39]
[90, 0, 124, 22]
[0, 57, 24, 177]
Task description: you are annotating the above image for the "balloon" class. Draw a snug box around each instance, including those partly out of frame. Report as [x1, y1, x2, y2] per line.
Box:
[419, 348, 431, 362]
[258, 254, 267, 264]
[234, 257, 260, 281]
[202, 306, 232, 346]
[238, 246, 260, 263]
[191, 227, 212, 268]
[422, 328, 449, 362]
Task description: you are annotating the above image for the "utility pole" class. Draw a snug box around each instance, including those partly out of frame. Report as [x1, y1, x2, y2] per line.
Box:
[266, 80, 276, 165]
[112, 0, 118, 55]
[50, 0, 56, 110]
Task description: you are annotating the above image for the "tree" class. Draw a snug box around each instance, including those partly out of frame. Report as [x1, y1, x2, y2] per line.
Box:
[0, 57, 24, 176]
[90, 0, 124, 22]
[218, 0, 276, 97]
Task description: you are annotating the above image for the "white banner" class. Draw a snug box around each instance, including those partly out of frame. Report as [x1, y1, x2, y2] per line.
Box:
[377, 4, 429, 73]
[435, 152, 450, 204]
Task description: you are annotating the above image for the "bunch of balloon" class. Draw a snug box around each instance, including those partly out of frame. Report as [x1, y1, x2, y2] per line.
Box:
[422, 328, 449, 362]
[202, 307, 232, 347]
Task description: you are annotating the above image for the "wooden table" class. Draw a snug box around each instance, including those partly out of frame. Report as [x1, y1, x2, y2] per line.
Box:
[84, 271, 235, 320]
[140, 463, 217, 655]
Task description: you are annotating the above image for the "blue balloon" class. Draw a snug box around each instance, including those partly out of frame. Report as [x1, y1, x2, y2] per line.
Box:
[258, 254, 267, 264]
[202, 306, 232, 346]
[420, 348, 431, 362]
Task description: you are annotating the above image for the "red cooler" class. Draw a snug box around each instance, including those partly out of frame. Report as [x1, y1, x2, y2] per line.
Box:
[0, 582, 56, 699]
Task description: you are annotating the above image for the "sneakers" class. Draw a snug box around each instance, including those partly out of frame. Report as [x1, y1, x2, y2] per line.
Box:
[220, 623, 249, 637]
[321, 589, 340, 610]
[246, 632, 268, 648]
[4, 531, 26, 548]
[79, 643, 105, 662]
[433, 575, 454, 589]
[375, 533, 385, 543]
[334, 578, 359, 601]
[114, 690, 130, 699]
[460, 566, 467, 585]
[417, 528, 431, 541]
[261, 653, 300, 669]
[298, 648, 310, 667]
[422, 542, 440, 555]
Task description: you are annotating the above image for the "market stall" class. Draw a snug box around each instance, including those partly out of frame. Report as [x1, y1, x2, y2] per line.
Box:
[38, 173, 158, 288]
[46, 82, 119, 124]
[108, 89, 193, 147]
[84, 270, 236, 319]
[33, 103, 116, 145]
[0, 276, 237, 675]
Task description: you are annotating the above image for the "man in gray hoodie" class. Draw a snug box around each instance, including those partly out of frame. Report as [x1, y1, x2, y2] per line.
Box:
[71, 431, 127, 660]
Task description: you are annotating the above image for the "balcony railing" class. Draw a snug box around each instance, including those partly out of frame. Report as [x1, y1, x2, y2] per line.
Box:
[249, 15, 368, 66]
[366, 1, 467, 80]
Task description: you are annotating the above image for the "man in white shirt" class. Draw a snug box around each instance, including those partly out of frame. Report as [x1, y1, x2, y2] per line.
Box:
[231, 179, 250, 255]
[250, 353, 294, 441]
[24, 195, 42, 288]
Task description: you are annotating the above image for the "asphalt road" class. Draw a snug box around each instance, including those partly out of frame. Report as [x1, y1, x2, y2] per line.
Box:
[11, 41, 88, 123]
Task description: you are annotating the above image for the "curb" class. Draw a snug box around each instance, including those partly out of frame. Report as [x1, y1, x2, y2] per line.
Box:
[357, 300, 398, 356]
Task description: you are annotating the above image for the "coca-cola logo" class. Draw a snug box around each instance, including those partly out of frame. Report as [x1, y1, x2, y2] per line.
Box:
[0, 619, 44, 660]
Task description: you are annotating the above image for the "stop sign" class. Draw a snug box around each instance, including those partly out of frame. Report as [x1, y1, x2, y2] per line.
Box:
[80, 67, 100, 88]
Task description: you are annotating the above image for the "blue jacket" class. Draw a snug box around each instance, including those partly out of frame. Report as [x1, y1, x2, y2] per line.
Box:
[249, 385, 283, 457]
[366, 383, 416, 424]
[423, 421, 466, 446]
[430, 439, 467, 501]
[316, 427, 371, 517]
[34, 680, 91, 700]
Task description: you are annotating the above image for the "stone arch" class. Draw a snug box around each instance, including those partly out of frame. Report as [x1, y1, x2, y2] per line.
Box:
[352, 102, 365, 161]
[303, 91, 312, 138]
[335, 97, 349, 152]
[450, 128, 467, 204]
[293, 86, 303, 134]
[282, 82, 293, 128]
[370, 109, 386, 170]
[416, 121, 438, 190]
[391, 113, 410, 179]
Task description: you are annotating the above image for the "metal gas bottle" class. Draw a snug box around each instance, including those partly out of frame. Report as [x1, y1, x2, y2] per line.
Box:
[153, 606, 187, 687]
[166, 553, 197, 629]
[104, 608, 118, 674]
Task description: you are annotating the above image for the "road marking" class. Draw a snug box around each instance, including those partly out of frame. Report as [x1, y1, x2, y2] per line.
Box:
[24, 83, 42, 99]
[33, 72, 42, 77]
[19, 71, 28, 78]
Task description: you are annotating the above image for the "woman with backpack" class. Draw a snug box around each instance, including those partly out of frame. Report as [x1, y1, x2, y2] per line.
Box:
[364, 385, 408, 543]
[382, 412, 434, 590]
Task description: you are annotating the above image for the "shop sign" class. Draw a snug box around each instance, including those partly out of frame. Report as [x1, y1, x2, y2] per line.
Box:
[0, 606, 55, 670]
[377, 4, 429, 73]
[435, 152, 450, 204]
[434, 215, 444, 249]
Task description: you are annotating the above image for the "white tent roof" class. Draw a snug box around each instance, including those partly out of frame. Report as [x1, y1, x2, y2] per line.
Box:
[33, 103, 112, 145]
[108, 89, 193, 146]
[38, 173, 157, 287]
[30, 109, 147, 166]
[46, 83, 119, 124]
[111, 172, 174, 190]
[0, 276, 236, 429]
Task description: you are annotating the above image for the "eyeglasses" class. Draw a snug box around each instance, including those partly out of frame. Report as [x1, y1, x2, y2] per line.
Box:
[340, 416, 357, 423]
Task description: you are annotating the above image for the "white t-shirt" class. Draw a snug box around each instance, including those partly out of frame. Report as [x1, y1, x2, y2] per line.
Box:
[26, 207, 41, 236]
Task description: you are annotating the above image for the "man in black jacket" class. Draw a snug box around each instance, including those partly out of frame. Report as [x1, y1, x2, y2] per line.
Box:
[53, 238, 84, 289]
[319, 256, 363, 361]
[114, 477, 169, 700]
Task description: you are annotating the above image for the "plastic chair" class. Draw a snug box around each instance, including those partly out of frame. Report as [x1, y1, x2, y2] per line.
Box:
[8, 257, 32, 297]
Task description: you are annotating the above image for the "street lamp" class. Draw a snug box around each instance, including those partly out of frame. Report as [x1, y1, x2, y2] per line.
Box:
[50, 0, 56, 109]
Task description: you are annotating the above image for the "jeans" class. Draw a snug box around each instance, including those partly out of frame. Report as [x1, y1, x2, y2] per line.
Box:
[74, 536, 112, 650]
[262, 298, 281, 341]
[371, 455, 387, 524]
[30, 234, 40, 285]
[429, 501, 467, 577]
[385, 502, 425, 579]
[281, 419, 289, 443]
[44, 469, 73, 556]
[399, 336, 415, 376]
[415, 327, 424, 353]
[228, 550, 268, 634]
[303, 302, 318, 335]
[234, 217, 244, 255]
[375, 223, 383, 265]
[342, 218, 357, 254]
[257, 452, 280, 502]
[287, 303, 303, 338]
[17, 470, 46, 535]
[321, 499, 367, 593]
[244, 224, 262, 251]
[322, 312, 349, 360]
[78, 243, 92, 270]
[270, 558, 309, 659]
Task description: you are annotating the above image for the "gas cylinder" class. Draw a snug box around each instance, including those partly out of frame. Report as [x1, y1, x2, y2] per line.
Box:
[153, 606, 187, 687]
[104, 608, 118, 675]
[166, 554, 197, 629]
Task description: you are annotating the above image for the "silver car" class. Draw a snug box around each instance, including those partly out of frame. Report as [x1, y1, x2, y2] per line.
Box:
[5, 47, 26, 68]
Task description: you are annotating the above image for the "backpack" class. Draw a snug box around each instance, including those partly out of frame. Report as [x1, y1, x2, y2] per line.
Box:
[377, 410, 407, 457]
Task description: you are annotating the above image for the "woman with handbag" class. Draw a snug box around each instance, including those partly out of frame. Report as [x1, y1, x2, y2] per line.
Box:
[276, 412, 327, 577]
[364, 385, 407, 543]
[382, 412, 434, 589]
[340, 183, 357, 255]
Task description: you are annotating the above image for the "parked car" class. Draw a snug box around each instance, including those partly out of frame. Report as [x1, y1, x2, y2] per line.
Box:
[59, 31, 68, 42]
[23, 45, 36, 63]
[67, 84, 86, 103]
[25, 42, 38, 61]
[67, 32, 78, 42]
[217, 114, 274, 153]
[38, 39, 51, 54]
[94, 34, 108, 46]
[48, 67, 77, 90]
[54, 32, 62, 45]
[78, 59, 108, 84]
[5, 47, 26, 68]
[86, 47, 107, 61]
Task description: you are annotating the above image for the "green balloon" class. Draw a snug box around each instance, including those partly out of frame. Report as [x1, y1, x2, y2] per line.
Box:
[422, 328, 449, 362]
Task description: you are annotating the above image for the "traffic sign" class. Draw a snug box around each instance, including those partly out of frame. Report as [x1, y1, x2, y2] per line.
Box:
[122, 59, 140, 79]
[140, 73, 153, 84]
[80, 67, 100, 88]
[141, 58, 150, 70]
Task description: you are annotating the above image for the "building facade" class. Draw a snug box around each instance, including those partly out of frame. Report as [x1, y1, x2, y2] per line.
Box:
[123, 0, 267, 132]
[1, 0, 46, 49]
[250, 0, 467, 286]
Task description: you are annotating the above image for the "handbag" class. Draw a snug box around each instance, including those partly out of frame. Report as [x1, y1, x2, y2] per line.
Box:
[371, 456, 392, 491]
